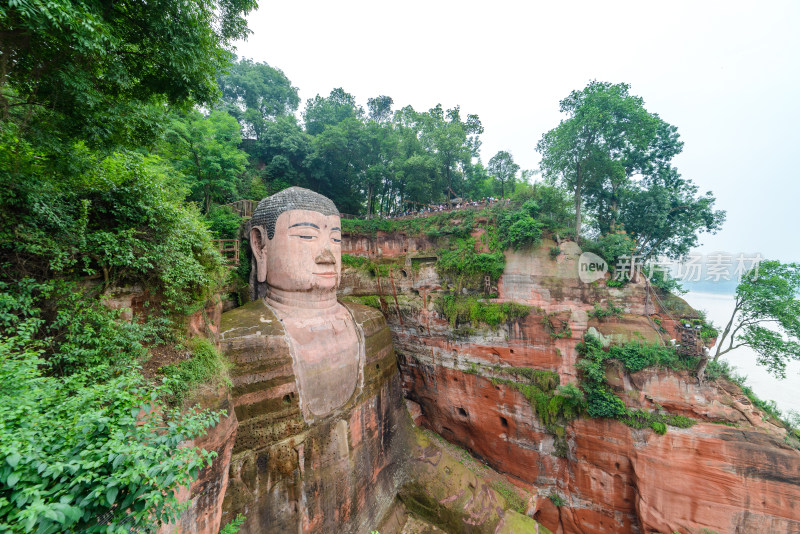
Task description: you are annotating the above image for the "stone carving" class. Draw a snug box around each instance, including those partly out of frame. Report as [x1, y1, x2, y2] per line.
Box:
[249, 187, 361, 420]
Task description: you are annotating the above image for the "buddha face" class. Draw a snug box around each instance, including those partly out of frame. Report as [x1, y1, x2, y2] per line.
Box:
[251, 209, 342, 294]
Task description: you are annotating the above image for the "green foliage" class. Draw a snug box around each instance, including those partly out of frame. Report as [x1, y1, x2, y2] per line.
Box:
[548, 494, 566, 507]
[649, 421, 667, 435]
[584, 385, 628, 418]
[159, 110, 249, 214]
[0, 0, 256, 146]
[159, 338, 232, 405]
[576, 334, 696, 430]
[437, 294, 529, 328]
[437, 238, 506, 288]
[496, 207, 543, 251]
[218, 58, 300, 141]
[541, 313, 572, 340]
[537, 80, 725, 258]
[205, 206, 243, 239]
[0, 142, 226, 315]
[583, 231, 636, 267]
[341, 254, 371, 269]
[549, 246, 561, 259]
[0, 286, 223, 533]
[487, 151, 520, 198]
[490, 367, 585, 439]
[708, 260, 800, 379]
[219, 514, 246, 534]
[587, 302, 623, 320]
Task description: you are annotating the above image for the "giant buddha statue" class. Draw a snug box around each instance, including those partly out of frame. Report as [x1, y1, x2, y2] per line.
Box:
[218, 187, 408, 533]
[248, 187, 361, 420]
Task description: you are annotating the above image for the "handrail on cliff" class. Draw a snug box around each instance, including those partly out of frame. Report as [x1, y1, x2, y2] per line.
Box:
[645, 278, 704, 357]
[213, 239, 240, 266]
[224, 199, 255, 219]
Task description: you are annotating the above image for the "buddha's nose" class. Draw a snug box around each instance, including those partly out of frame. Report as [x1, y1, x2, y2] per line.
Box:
[314, 248, 336, 265]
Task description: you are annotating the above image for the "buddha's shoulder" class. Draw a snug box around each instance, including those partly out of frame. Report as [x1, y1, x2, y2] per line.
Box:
[220, 299, 284, 341]
[339, 300, 388, 338]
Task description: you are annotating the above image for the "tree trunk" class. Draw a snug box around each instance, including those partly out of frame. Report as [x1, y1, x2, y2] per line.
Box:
[696, 355, 709, 382]
[574, 163, 582, 244]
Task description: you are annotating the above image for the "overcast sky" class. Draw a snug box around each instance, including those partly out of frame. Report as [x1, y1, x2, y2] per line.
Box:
[234, 0, 800, 263]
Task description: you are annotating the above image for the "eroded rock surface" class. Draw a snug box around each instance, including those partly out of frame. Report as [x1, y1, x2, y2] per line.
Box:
[340, 232, 800, 533]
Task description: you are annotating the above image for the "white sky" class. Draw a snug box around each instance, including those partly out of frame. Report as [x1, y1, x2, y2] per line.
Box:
[234, 0, 800, 263]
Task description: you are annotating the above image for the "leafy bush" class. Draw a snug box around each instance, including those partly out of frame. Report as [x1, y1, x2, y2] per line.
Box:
[584, 385, 628, 418]
[159, 337, 232, 404]
[219, 514, 246, 534]
[0, 145, 226, 315]
[436, 238, 506, 288]
[205, 206, 243, 239]
[0, 331, 221, 533]
[437, 294, 530, 328]
[496, 211, 543, 250]
[0, 224, 228, 533]
[584, 231, 636, 267]
[576, 333, 696, 431]
[587, 302, 623, 320]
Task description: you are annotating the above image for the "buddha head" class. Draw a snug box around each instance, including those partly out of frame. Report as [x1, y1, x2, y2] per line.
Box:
[249, 187, 342, 306]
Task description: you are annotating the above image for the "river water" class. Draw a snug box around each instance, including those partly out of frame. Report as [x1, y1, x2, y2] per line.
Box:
[682, 291, 800, 415]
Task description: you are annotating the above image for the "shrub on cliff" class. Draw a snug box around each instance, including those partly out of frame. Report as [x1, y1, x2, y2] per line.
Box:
[0, 284, 223, 533]
[576, 333, 697, 432]
[437, 294, 529, 328]
[436, 238, 506, 289]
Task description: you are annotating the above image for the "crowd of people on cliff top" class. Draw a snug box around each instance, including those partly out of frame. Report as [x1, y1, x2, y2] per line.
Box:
[385, 196, 510, 220]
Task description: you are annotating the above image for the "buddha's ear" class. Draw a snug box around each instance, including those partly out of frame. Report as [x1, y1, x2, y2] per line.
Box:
[250, 226, 268, 283]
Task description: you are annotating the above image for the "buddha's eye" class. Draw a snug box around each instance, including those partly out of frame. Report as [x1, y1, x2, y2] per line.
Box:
[332, 237, 341, 243]
[297, 235, 315, 240]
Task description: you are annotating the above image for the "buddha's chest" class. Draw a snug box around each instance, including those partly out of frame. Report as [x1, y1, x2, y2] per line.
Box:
[280, 308, 361, 418]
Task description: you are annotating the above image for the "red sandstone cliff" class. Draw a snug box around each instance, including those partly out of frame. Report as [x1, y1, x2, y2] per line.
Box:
[341, 232, 800, 534]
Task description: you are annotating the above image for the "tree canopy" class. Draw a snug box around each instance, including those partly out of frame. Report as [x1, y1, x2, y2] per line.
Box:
[537, 81, 724, 258]
[697, 261, 800, 380]
[1, 0, 257, 145]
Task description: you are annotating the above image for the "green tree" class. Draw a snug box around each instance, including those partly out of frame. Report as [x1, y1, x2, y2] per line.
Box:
[697, 261, 800, 380]
[161, 110, 248, 213]
[303, 88, 363, 136]
[248, 115, 313, 189]
[487, 150, 520, 198]
[1, 0, 256, 145]
[306, 117, 369, 214]
[537, 81, 723, 255]
[536, 82, 674, 241]
[620, 167, 724, 260]
[218, 58, 300, 141]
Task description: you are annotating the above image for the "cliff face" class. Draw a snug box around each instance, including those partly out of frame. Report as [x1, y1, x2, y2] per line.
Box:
[340, 231, 800, 534]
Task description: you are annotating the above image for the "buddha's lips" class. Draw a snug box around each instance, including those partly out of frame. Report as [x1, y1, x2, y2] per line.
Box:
[314, 272, 337, 276]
